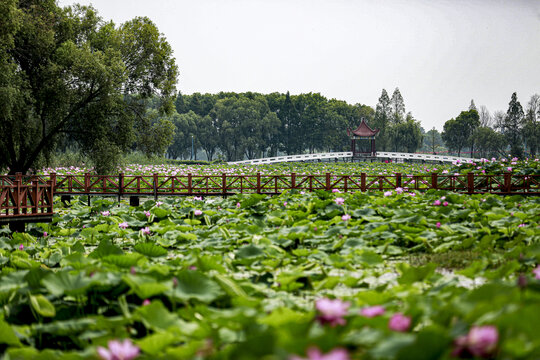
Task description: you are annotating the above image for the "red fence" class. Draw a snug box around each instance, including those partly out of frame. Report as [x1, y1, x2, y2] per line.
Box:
[1, 172, 538, 197]
[0, 179, 54, 219]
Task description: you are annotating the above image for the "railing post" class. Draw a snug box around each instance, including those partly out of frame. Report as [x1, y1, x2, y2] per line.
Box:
[344, 176, 348, 192]
[50, 173, 57, 191]
[15, 172, 22, 184]
[325, 173, 331, 191]
[14, 180, 20, 215]
[291, 173, 296, 190]
[396, 173, 402, 188]
[32, 180, 38, 214]
[257, 172, 261, 194]
[504, 173, 512, 193]
[431, 173, 438, 190]
[84, 173, 90, 193]
[222, 173, 227, 197]
[361, 173, 366, 192]
[153, 173, 158, 201]
[467, 172, 475, 194]
[119, 173, 124, 201]
[188, 173, 192, 195]
[47, 180, 54, 214]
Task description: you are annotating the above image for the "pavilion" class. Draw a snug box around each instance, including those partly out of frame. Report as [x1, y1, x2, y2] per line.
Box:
[347, 118, 379, 159]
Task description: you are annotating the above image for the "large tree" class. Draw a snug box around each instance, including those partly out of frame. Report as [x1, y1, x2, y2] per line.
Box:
[502, 92, 525, 158]
[0, 1, 177, 174]
[523, 94, 539, 157]
[442, 110, 480, 157]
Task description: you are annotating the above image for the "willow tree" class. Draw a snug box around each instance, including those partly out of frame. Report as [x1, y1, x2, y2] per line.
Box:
[0, 0, 178, 174]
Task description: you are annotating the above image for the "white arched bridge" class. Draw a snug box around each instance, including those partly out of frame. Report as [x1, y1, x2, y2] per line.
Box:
[228, 151, 480, 165]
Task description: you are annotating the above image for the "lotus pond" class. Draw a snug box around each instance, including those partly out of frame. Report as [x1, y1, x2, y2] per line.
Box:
[1, 184, 540, 359]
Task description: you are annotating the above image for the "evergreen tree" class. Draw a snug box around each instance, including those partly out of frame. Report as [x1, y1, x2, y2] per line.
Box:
[390, 88, 406, 124]
[469, 99, 477, 111]
[503, 92, 525, 158]
[373, 89, 391, 150]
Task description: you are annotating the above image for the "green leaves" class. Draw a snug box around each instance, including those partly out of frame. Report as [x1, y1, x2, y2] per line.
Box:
[29, 294, 56, 318]
[134, 242, 168, 257]
[167, 270, 222, 303]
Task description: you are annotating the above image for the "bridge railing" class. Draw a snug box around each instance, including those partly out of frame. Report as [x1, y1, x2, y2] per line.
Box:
[0, 180, 54, 218]
[24, 172, 540, 195]
[2, 173, 538, 199]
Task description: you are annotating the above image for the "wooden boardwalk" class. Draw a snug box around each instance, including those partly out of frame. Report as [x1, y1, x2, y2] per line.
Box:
[1, 172, 538, 199]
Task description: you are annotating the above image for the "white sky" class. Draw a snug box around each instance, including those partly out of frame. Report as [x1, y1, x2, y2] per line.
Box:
[58, 0, 540, 131]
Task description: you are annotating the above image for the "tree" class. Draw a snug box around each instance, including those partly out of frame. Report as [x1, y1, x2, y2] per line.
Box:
[502, 92, 525, 158]
[523, 94, 539, 157]
[388, 114, 423, 153]
[478, 105, 492, 127]
[442, 110, 479, 157]
[424, 127, 443, 154]
[390, 88, 406, 124]
[472, 127, 506, 159]
[0, 1, 178, 174]
[137, 109, 176, 158]
[168, 111, 199, 160]
[373, 89, 392, 151]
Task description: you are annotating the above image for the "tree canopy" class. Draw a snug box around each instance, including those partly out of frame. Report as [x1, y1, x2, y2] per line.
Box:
[0, 0, 178, 174]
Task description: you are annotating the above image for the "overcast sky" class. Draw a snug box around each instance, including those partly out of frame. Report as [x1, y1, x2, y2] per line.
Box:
[58, 0, 540, 131]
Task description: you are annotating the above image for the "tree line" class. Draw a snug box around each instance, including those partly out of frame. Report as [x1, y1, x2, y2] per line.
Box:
[162, 88, 425, 162]
[441, 94, 539, 158]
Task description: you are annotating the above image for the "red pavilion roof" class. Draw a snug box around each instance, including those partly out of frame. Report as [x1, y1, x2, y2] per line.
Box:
[347, 119, 379, 137]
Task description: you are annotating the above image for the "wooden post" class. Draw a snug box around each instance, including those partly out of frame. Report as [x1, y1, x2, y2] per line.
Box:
[118, 173, 124, 202]
[153, 173, 158, 201]
[396, 173, 402, 188]
[14, 180, 20, 215]
[257, 172, 261, 194]
[47, 180, 54, 214]
[344, 176, 348, 192]
[467, 172, 475, 194]
[15, 172, 22, 184]
[309, 176, 313, 192]
[291, 173, 296, 190]
[325, 173, 331, 191]
[222, 173, 227, 197]
[431, 173, 438, 190]
[32, 180, 38, 214]
[84, 173, 90, 193]
[50, 173, 57, 191]
[361, 173, 366, 192]
[504, 173, 512, 193]
[188, 173, 192, 195]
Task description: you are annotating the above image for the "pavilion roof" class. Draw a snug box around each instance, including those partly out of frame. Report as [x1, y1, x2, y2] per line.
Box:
[348, 119, 379, 137]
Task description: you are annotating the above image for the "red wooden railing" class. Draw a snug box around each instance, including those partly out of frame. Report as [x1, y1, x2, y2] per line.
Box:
[0, 179, 54, 219]
[1, 172, 538, 198]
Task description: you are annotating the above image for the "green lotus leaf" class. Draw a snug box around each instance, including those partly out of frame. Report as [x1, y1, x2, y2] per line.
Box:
[134, 242, 168, 257]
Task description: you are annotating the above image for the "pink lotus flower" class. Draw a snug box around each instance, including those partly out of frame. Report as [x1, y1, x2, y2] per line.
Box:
[360, 305, 385, 318]
[97, 339, 140, 360]
[142, 299, 151, 306]
[236, 202, 241, 208]
[18, 244, 24, 251]
[384, 191, 392, 197]
[533, 265, 540, 279]
[156, 201, 163, 206]
[283, 202, 288, 206]
[43, 231, 48, 237]
[334, 197, 345, 205]
[436, 222, 441, 228]
[140, 227, 151, 235]
[395, 187, 404, 194]
[290, 347, 350, 360]
[315, 298, 350, 327]
[332, 189, 341, 193]
[194, 209, 203, 216]
[507, 167, 512, 172]
[118, 222, 129, 229]
[453, 325, 498, 358]
[144, 210, 151, 217]
[101, 211, 110, 217]
[193, 196, 202, 201]
[130, 266, 136, 275]
[443, 201, 449, 206]
[433, 200, 441, 206]
[388, 313, 411, 332]
[341, 214, 351, 222]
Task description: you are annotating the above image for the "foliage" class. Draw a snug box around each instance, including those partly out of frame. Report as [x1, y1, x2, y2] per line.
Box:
[0, 183, 539, 358]
[0, 1, 178, 174]
[442, 110, 480, 157]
